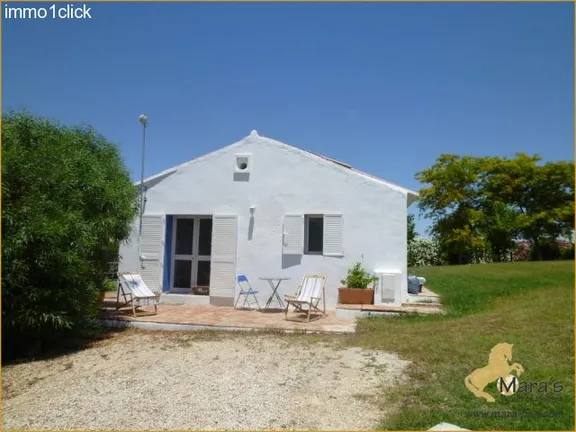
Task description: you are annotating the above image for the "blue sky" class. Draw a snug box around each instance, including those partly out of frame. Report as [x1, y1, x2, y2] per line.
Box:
[3, 2, 574, 236]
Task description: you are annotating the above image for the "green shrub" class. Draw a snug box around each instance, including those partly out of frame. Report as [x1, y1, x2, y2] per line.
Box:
[560, 243, 575, 260]
[340, 262, 378, 288]
[2, 111, 137, 360]
[408, 237, 444, 267]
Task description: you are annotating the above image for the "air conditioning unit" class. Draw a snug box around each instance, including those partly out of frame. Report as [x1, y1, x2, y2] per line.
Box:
[375, 269, 402, 305]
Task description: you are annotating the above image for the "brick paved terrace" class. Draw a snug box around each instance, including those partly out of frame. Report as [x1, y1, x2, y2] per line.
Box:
[100, 292, 356, 334]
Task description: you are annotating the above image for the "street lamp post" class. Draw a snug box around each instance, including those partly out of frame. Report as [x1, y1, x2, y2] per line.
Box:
[138, 114, 148, 246]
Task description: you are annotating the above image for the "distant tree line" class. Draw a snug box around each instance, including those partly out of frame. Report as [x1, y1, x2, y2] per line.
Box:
[408, 153, 574, 266]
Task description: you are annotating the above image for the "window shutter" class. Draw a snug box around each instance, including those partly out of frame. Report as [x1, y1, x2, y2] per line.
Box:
[210, 215, 238, 299]
[323, 214, 344, 257]
[139, 214, 166, 292]
[282, 214, 304, 254]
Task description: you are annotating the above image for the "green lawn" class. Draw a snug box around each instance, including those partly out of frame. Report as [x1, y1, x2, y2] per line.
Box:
[347, 261, 574, 430]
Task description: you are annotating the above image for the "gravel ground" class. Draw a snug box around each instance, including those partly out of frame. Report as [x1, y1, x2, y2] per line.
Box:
[2, 330, 410, 430]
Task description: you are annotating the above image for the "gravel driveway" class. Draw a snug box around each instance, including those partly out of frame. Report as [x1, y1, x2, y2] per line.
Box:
[3, 330, 409, 430]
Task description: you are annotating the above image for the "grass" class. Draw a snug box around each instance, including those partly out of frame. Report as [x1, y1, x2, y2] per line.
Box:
[104, 279, 118, 291]
[343, 261, 574, 430]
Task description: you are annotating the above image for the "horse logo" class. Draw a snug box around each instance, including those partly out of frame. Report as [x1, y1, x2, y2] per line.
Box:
[464, 343, 524, 403]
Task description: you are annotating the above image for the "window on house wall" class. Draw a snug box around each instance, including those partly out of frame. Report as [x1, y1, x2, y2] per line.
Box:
[283, 213, 343, 257]
[305, 215, 324, 254]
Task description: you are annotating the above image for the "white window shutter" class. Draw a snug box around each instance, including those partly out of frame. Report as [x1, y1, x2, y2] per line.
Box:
[210, 215, 238, 299]
[283, 214, 304, 255]
[139, 214, 165, 292]
[323, 214, 344, 257]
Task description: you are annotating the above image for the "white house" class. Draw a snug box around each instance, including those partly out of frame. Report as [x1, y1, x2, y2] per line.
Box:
[118, 130, 419, 309]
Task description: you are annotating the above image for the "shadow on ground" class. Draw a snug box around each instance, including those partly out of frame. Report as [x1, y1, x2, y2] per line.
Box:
[2, 325, 127, 366]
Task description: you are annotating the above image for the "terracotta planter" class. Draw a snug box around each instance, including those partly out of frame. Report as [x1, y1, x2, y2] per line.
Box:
[338, 287, 374, 305]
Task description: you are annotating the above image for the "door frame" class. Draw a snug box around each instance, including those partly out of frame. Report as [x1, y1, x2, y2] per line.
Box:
[170, 215, 212, 294]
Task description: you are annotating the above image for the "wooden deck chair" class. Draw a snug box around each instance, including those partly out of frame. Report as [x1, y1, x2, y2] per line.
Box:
[116, 271, 161, 316]
[284, 274, 327, 323]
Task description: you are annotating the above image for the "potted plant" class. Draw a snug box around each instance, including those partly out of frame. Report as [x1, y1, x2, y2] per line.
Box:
[98, 279, 108, 305]
[98, 278, 116, 305]
[339, 262, 378, 305]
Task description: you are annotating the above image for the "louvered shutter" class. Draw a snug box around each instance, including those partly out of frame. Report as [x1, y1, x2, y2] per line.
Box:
[209, 215, 238, 300]
[323, 214, 344, 257]
[139, 215, 165, 292]
[282, 214, 304, 254]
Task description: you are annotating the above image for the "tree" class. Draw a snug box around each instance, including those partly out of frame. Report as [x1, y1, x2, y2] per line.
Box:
[416, 152, 574, 264]
[481, 153, 574, 260]
[407, 214, 418, 267]
[2, 111, 138, 359]
[415, 154, 487, 264]
[407, 214, 417, 244]
[477, 201, 519, 262]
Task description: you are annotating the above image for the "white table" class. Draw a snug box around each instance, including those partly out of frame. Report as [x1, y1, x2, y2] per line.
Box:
[259, 277, 291, 310]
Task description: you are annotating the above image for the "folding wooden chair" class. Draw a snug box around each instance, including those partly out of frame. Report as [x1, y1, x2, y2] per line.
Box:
[116, 271, 161, 316]
[284, 274, 327, 322]
[234, 275, 261, 310]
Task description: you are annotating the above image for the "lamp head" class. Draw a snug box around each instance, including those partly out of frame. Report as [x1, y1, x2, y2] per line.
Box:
[139, 114, 148, 126]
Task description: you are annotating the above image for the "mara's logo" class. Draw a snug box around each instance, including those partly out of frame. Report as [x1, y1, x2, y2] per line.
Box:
[464, 343, 524, 403]
[464, 343, 564, 403]
[496, 375, 519, 396]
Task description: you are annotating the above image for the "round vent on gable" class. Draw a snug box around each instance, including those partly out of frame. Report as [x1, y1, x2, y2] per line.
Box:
[234, 154, 252, 175]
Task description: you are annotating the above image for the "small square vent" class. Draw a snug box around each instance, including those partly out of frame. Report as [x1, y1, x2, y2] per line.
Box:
[234, 153, 252, 174]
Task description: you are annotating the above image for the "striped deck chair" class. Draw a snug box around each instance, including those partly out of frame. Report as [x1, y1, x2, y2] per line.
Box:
[284, 274, 327, 323]
[116, 272, 161, 316]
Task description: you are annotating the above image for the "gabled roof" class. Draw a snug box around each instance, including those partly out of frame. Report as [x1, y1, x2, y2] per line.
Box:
[138, 130, 419, 205]
[300, 148, 419, 202]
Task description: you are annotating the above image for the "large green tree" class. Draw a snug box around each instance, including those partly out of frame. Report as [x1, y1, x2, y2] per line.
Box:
[415, 154, 487, 264]
[2, 112, 138, 358]
[416, 152, 574, 263]
[476, 200, 519, 262]
[481, 153, 574, 260]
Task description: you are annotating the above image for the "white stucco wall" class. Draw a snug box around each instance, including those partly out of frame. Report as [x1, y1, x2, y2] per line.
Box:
[119, 132, 411, 309]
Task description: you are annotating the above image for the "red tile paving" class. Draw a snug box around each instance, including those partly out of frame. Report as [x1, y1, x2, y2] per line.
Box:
[100, 286, 443, 333]
[100, 293, 356, 334]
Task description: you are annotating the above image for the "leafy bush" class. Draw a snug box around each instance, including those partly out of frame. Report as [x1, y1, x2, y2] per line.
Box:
[2, 111, 137, 360]
[341, 262, 378, 288]
[560, 242, 575, 260]
[531, 239, 561, 261]
[408, 237, 445, 267]
[511, 239, 574, 262]
[511, 240, 531, 262]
